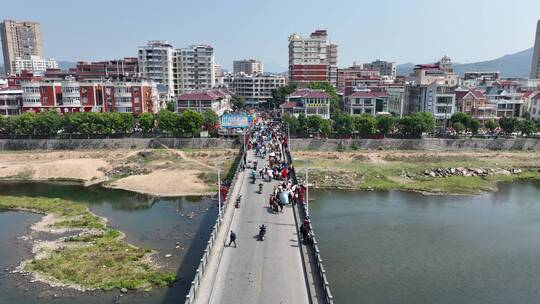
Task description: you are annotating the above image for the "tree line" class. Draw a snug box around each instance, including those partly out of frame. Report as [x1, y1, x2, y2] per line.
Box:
[282, 112, 539, 138]
[0, 110, 220, 136]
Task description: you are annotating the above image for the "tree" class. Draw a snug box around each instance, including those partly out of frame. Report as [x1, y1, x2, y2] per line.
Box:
[335, 114, 354, 137]
[166, 101, 176, 112]
[282, 113, 300, 137]
[231, 95, 246, 111]
[156, 110, 180, 133]
[308, 81, 342, 119]
[179, 110, 203, 135]
[270, 83, 297, 108]
[320, 119, 333, 138]
[484, 119, 498, 135]
[13, 112, 38, 135]
[353, 115, 376, 137]
[297, 113, 308, 137]
[469, 118, 481, 135]
[307, 115, 324, 136]
[137, 112, 154, 133]
[202, 111, 220, 135]
[452, 122, 465, 134]
[498, 117, 518, 135]
[518, 119, 536, 136]
[397, 112, 436, 138]
[376, 115, 395, 137]
[450, 112, 472, 127]
[35, 111, 63, 136]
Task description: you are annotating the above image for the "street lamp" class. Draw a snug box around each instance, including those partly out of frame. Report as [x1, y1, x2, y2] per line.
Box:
[305, 160, 311, 217]
[216, 156, 232, 219]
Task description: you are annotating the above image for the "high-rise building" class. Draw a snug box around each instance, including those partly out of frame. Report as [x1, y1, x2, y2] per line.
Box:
[173, 44, 215, 95]
[233, 59, 263, 75]
[363, 60, 397, 79]
[288, 30, 338, 87]
[531, 20, 540, 79]
[138, 40, 175, 99]
[1, 20, 43, 75]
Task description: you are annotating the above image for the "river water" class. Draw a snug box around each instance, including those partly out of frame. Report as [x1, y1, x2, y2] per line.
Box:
[0, 182, 217, 304]
[310, 181, 540, 304]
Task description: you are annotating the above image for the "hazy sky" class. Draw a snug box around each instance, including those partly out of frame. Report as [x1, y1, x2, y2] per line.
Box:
[1, 0, 539, 71]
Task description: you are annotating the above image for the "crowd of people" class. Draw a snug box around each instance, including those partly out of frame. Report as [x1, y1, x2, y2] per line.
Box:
[239, 119, 313, 245]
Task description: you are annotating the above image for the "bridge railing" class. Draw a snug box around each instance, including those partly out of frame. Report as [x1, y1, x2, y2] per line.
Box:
[285, 145, 334, 304]
[184, 145, 244, 304]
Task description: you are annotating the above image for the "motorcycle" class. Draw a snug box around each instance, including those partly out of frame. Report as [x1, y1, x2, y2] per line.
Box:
[251, 170, 256, 184]
[258, 183, 263, 194]
[235, 195, 241, 208]
[258, 224, 267, 241]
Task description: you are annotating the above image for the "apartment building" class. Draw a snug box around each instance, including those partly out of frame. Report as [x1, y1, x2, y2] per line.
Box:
[224, 73, 286, 106]
[386, 86, 406, 117]
[138, 40, 175, 99]
[531, 20, 540, 79]
[177, 89, 232, 115]
[406, 83, 456, 124]
[21, 79, 159, 114]
[173, 45, 215, 95]
[407, 55, 459, 87]
[75, 57, 139, 81]
[484, 87, 524, 118]
[12, 55, 58, 75]
[1, 20, 43, 75]
[363, 60, 396, 79]
[233, 59, 263, 75]
[0, 88, 22, 115]
[527, 91, 540, 120]
[288, 30, 338, 87]
[336, 64, 382, 88]
[280, 89, 331, 119]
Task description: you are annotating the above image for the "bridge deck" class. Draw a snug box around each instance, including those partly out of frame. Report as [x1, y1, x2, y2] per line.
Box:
[207, 150, 310, 304]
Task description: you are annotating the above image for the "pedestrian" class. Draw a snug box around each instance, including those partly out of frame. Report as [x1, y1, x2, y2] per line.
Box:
[278, 199, 284, 213]
[228, 230, 237, 248]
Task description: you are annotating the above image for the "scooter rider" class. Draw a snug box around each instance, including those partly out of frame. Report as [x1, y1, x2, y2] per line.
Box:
[259, 224, 267, 241]
[258, 183, 263, 194]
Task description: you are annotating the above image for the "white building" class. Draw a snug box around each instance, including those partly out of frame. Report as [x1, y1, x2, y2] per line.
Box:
[0, 88, 22, 115]
[386, 87, 406, 117]
[233, 59, 263, 75]
[138, 40, 175, 100]
[173, 44, 215, 95]
[12, 55, 58, 75]
[224, 73, 286, 106]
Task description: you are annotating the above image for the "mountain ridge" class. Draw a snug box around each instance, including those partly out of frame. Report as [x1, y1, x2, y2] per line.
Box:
[397, 48, 533, 78]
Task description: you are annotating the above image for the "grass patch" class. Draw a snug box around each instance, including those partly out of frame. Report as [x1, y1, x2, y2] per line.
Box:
[293, 151, 540, 195]
[0, 196, 176, 291]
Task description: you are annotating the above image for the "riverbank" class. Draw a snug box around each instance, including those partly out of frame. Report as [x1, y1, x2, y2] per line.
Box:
[292, 150, 540, 195]
[0, 195, 176, 291]
[0, 149, 235, 196]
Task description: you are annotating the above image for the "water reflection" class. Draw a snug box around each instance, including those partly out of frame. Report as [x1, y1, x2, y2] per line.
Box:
[311, 181, 540, 304]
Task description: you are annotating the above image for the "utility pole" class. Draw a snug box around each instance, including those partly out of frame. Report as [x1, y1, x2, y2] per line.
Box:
[217, 161, 222, 219]
[305, 161, 310, 217]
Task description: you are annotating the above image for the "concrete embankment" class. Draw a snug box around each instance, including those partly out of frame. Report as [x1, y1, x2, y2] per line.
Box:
[290, 137, 540, 151]
[0, 138, 238, 151]
[2, 137, 540, 151]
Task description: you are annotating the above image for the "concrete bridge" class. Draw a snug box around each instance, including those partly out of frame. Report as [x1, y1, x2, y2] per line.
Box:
[185, 145, 334, 304]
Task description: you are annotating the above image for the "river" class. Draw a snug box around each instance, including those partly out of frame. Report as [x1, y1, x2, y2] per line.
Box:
[0, 181, 217, 304]
[310, 181, 540, 304]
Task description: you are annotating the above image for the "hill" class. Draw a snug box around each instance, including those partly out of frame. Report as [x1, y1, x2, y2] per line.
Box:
[397, 48, 533, 78]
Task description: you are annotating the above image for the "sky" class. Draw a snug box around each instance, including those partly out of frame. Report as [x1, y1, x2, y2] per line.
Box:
[1, 0, 539, 72]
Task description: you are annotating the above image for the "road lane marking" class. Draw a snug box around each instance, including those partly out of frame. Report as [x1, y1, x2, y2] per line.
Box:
[258, 265, 263, 293]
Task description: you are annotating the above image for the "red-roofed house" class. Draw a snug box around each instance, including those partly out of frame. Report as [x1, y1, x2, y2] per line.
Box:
[280, 89, 331, 119]
[461, 89, 496, 121]
[343, 90, 389, 116]
[177, 89, 232, 115]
